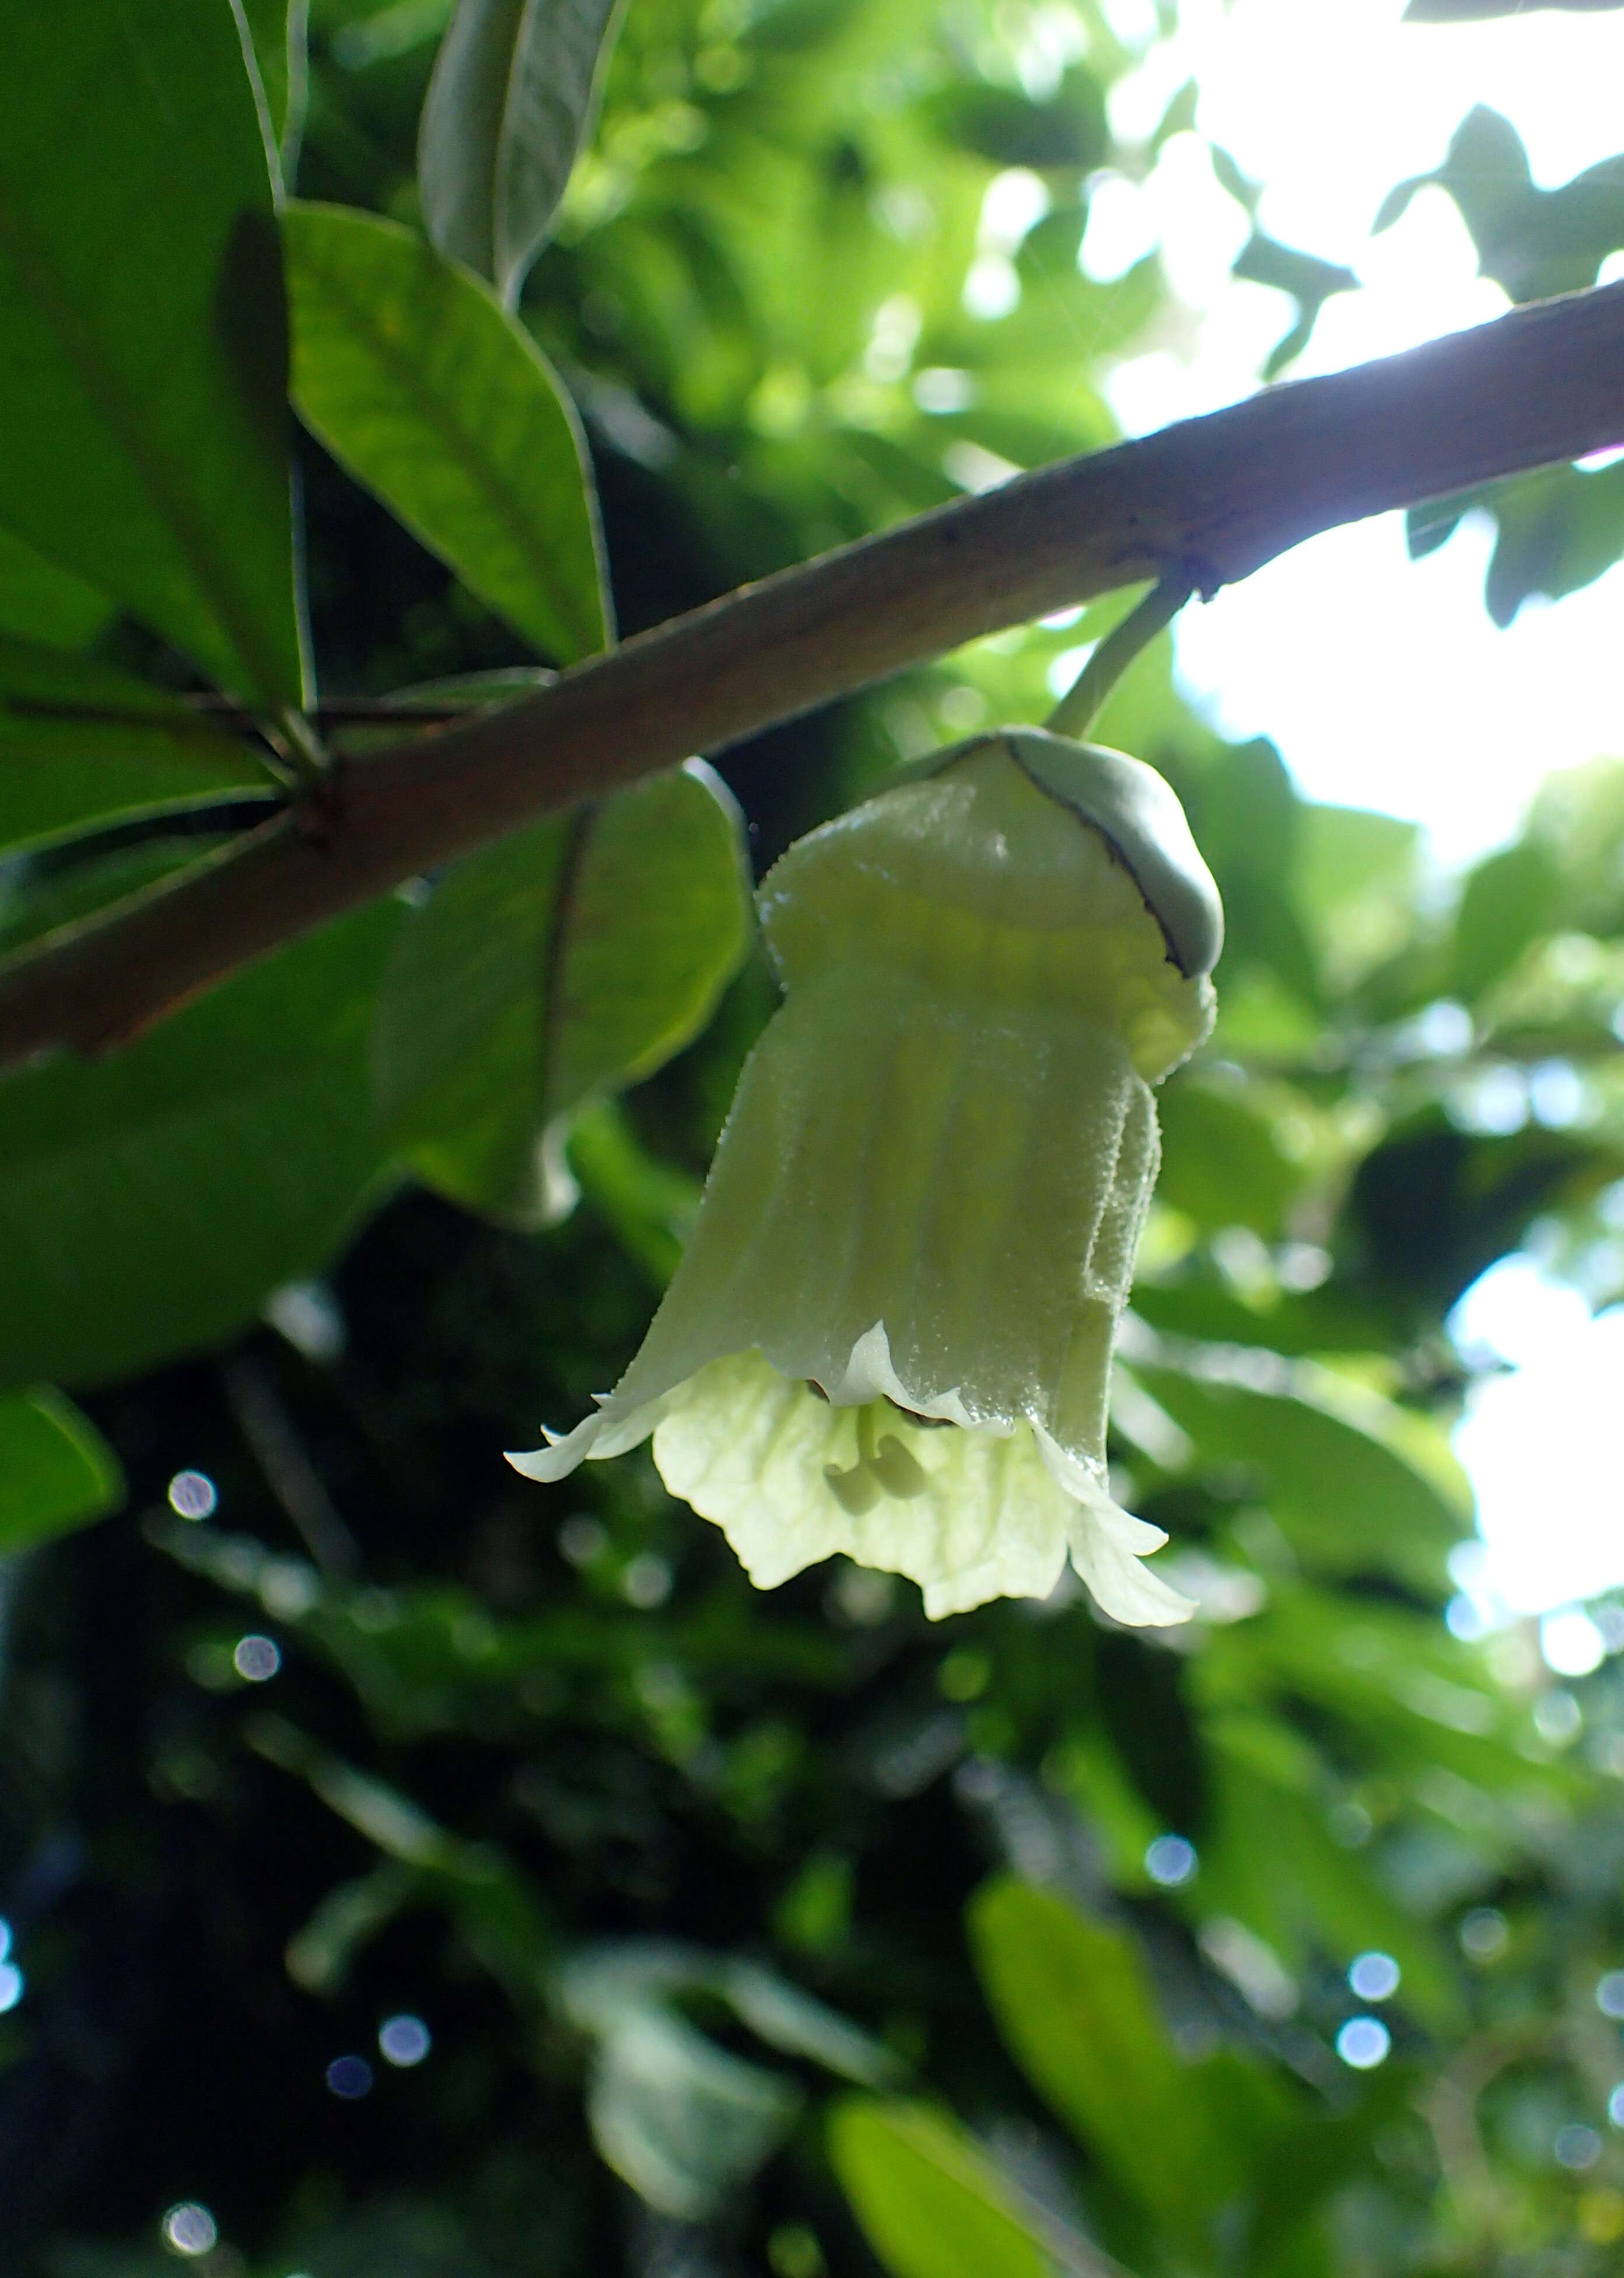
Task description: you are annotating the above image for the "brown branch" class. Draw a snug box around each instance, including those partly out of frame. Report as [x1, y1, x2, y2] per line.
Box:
[4, 281, 1624, 1066]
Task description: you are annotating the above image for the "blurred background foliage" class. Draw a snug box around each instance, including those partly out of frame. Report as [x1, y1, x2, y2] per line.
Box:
[2, 1, 1624, 2274]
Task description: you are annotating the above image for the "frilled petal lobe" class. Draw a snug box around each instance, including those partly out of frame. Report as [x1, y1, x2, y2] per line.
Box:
[505, 1399, 665, 1480]
[650, 1348, 1193, 1625]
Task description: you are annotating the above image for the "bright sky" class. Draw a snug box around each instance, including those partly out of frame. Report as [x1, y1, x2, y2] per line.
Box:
[1089, 0, 1624, 1629]
[1088, 0, 1624, 870]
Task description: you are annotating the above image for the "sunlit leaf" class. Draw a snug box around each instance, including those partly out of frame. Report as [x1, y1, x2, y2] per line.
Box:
[828, 2099, 1055, 2278]
[1126, 1346, 1468, 1593]
[967, 1877, 1235, 2245]
[285, 200, 608, 663]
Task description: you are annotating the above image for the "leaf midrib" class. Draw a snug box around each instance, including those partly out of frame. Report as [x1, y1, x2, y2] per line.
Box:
[0, 187, 293, 707]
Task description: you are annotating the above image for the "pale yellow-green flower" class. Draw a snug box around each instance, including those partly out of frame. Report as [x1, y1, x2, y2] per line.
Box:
[510, 731, 1222, 1626]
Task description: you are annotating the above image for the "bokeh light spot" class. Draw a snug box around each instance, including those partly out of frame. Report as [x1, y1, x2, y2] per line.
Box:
[1348, 1951, 1401, 2003]
[160, 2202, 217, 2255]
[167, 1471, 217, 1520]
[1460, 1907, 1509, 1963]
[1144, 1834, 1198, 1887]
[622, 1553, 673, 1609]
[1556, 2123, 1602, 2171]
[1336, 2017, 1391, 2070]
[232, 1634, 281, 1682]
[1542, 1608, 1606, 1678]
[326, 2054, 374, 2099]
[379, 2013, 431, 2067]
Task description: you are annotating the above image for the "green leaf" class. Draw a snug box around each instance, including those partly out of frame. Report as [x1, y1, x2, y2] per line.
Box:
[418, 0, 626, 305]
[237, 0, 310, 181]
[1346, 1109, 1624, 1320]
[828, 2099, 1055, 2278]
[0, 638, 274, 858]
[0, 1, 303, 707]
[1185, 1714, 1462, 2028]
[1231, 232, 1359, 379]
[0, 1386, 123, 1552]
[565, 1098, 701, 1287]
[285, 201, 607, 663]
[558, 1942, 886, 2220]
[1376, 105, 1624, 302]
[1128, 1349, 1467, 1594]
[0, 903, 401, 1391]
[1483, 460, 1624, 627]
[967, 1877, 1233, 2244]
[924, 69, 1108, 173]
[372, 763, 750, 1225]
[1155, 1075, 1303, 1237]
[1450, 840, 1565, 1001]
[0, 530, 113, 652]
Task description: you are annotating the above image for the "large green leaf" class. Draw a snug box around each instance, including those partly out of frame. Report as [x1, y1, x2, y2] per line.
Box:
[1155, 1075, 1303, 1238]
[0, 1387, 123, 1552]
[418, 0, 625, 305]
[828, 2100, 1055, 2278]
[967, 1878, 1234, 2246]
[285, 201, 607, 663]
[0, 638, 275, 858]
[1345, 1109, 1624, 1321]
[1185, 1716, 1462, 2029]
[1126, 1348, 1468, 1594]
[372, 763, 751, 1224]
[0, 1, 303, 707]
[1449, 840, 1565, 1001]
[0, 530, 113, 651]
[0, 903, 401, 1391]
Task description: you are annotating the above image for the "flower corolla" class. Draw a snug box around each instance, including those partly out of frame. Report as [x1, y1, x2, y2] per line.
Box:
[510, 729, 1222, 1626]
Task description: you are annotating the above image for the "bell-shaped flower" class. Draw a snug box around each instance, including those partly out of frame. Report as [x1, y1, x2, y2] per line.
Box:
[510, 729, 1222, 1625]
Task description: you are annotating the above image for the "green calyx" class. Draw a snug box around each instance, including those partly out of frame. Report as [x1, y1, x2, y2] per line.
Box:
[758, 732, 1220, 1083]
[967, 728, 1222, 982]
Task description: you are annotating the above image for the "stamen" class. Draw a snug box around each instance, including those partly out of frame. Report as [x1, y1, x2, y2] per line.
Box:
[823, 1459, 881, 1515]
[871, 1435, 928, 1498]
[824, 1402, 931, 1510]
